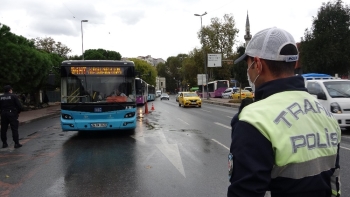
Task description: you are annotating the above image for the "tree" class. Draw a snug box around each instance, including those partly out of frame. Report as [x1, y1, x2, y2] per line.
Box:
[129, 58, 157, 85]
[198, 14, 239, 81]
[84, 49, 122, 60]
[232, 46, 249, 88]
[156, 62, 168, 78]
[301, 0, 350, 75]
[31, 37, 72, 58]
[0, 24, 23, 86]
[0, 24, 64, 107]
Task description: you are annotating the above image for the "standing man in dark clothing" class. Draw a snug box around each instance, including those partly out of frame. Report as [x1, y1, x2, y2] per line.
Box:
[228, 27, 341, 197]
[1, 85, 23, 148]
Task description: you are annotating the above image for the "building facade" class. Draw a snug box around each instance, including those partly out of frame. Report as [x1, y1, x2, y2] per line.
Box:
[137, 55, 165, 66]
[156, 77, 166, 93]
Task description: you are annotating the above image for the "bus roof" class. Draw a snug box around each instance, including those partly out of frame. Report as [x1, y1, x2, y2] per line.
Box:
[301, 73, 332, 78]
[61, 60, 135, 67]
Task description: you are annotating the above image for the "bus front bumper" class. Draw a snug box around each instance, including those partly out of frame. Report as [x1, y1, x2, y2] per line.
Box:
[61, 117, 136, 131]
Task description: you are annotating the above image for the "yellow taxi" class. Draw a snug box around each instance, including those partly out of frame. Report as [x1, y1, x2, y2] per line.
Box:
[232, 90, 254, 99]
[178, 92, 202, 108]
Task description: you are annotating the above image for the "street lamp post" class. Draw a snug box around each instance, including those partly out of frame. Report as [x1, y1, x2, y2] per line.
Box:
[194, 12, 209, 99]
[81, 20, 88, 60]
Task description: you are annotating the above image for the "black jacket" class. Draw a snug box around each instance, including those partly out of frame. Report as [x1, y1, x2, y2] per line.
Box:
[0, 92, 23, 113]
[228, 76, 340, 197]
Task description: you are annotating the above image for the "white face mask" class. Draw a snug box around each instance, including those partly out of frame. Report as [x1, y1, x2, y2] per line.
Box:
[247, 61, 261, 92]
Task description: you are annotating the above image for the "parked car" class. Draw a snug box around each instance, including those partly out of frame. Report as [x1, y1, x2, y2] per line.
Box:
[244, 87, 253, 92]
[160, 93, 170, 100]
[232, 90, 253, 99]
[221, 88, 240, 99]
[178, 92, 201, 108]
[175, 92, 182, 102]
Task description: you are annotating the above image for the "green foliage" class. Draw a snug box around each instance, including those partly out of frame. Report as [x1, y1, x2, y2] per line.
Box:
[156, 62, 168, 78]
[0, 23, 65, 95]
[301, 0, 350, 75]
[31, 37, 71, 58]
[197, 13, 239, 81]
[129, 58, 157, 85]
[232, 46, 248, 87]
[84, 49, 122, 60]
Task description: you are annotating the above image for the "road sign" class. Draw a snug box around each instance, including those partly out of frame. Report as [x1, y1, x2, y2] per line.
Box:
[208, 54, 222, 67]
[197, 74, 207, 85]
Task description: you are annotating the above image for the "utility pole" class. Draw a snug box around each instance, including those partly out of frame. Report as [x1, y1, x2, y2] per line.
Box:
[194, 12, 209, 99]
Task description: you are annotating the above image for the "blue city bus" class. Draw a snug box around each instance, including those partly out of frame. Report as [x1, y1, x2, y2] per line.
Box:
[60, 60, 137, 131]
[147, 84, 156, 101]
[135, 78, 148, 105]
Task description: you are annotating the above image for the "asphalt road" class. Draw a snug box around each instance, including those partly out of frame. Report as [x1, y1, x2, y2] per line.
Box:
[1, 95, 350, 197]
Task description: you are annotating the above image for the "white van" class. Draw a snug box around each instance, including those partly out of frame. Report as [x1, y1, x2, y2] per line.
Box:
[156, 90, 162, 97]
[305, 77, 350, 130]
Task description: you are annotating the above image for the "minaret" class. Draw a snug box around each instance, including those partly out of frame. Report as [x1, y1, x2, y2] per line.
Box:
[244, 11, 252, 47]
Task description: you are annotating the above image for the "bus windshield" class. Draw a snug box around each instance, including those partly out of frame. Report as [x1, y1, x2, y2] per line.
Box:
[61, 66, 136, 103]
[61, 74, 135, 103]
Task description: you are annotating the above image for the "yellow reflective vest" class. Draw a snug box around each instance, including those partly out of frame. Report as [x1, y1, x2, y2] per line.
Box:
[239, 91, 341, 196]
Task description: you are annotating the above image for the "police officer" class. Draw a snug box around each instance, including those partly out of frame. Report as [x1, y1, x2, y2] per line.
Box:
[228, 27, 341, 197]
[1, 85, 23, 148]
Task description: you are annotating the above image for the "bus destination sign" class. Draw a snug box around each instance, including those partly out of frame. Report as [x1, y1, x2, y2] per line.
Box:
[70, 67, 123, 75]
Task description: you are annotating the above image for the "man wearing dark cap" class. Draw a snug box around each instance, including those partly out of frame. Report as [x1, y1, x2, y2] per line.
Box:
[0, 85, 23, 148]
[227, 27, 341, 197]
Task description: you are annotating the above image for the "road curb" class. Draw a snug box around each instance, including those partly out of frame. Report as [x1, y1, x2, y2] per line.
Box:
[19, 111, 61, 126]
[202, 100, 239, 108]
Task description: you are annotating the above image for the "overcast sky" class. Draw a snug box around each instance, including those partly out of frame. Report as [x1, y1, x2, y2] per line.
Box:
[1, 0, 349, 60]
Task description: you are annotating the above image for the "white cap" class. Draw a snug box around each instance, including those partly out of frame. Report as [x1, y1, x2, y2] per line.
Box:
[234, 27, 299, 64]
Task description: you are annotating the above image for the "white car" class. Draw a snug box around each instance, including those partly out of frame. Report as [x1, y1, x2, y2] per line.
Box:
[160, 93, 170, 100]
[221, 88, 239, 99]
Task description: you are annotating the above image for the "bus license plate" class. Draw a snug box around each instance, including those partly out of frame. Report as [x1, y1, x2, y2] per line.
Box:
[91, 123, 107, 128]
[94, 107, 102, 112]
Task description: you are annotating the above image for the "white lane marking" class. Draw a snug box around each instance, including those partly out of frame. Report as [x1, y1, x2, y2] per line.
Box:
[227, 116, 232, 119]
[212, 139, 230, 150]
[341, 136, 350, 139]
[341, 146, 350, 151]
[177, 118, 189, 125]
[156, 143, 186, 177]
[215, 122, 231, 130]
[201, 109, 211, 112]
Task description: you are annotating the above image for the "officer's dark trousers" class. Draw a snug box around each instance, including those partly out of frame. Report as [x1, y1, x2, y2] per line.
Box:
[1, 111, 19, 144]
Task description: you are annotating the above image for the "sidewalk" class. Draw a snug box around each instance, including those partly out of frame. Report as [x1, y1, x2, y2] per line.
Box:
[18, 103, 61, 125]
[201, 97, 240, 108]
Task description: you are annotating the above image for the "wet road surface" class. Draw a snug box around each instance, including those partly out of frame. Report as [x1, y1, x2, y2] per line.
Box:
[1, 96, 350, 196]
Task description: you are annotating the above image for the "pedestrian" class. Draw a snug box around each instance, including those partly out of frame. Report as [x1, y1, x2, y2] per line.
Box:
[228, 27, 341, 197]
[0, 85, 23, 148]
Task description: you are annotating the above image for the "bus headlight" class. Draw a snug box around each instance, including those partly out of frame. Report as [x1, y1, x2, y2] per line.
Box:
[124, 112, 135, 118]
[331, 102, 342, 114]
[62, 114, 73, 119]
